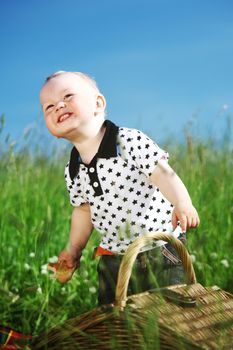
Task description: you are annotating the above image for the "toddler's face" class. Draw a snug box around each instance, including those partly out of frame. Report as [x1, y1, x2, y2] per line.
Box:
[40, 73, 103, 139]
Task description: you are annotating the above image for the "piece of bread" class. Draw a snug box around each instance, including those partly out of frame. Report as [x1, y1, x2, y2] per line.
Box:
[48, 261, 76, 284]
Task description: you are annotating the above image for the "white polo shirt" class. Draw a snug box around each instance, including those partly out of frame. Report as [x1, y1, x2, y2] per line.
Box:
[65, 120, 182, 254]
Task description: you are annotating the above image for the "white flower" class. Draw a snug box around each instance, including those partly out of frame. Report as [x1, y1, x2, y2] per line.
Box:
[81, 270, 89, 278]
[210, 252, 218, 259]
[48, 256, 58, 263]
[220, 259, 229, 268]
[24, 263, 31, 271]
[29, 252, 35, 258]
[190, 254, 196, 263]
[41, 263, 48, 274]
[37, 286, 42, 294]
[89, 286, 97, 294]
[61, 287, 67, 295]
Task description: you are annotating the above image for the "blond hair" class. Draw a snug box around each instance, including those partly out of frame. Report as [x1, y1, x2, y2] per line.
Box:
[45, 70, 100, 93]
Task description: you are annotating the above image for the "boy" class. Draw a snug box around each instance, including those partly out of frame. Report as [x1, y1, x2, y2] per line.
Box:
[40, 71, 199, 305]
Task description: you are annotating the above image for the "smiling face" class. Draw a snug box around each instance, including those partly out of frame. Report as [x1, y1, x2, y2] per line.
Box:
[40, 72, 106, 139]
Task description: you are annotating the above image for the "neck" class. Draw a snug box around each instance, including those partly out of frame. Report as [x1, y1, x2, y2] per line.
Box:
[71, 117, 106, 164]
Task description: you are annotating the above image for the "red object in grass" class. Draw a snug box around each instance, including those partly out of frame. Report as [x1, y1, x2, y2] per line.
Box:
[0, 325, 32, 349]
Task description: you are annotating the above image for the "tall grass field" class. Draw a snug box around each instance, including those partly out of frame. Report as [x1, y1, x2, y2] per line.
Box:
[0, 115, 232, 344]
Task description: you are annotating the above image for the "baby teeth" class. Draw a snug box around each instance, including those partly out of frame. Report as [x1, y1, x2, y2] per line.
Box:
[59, 113, 70, 122]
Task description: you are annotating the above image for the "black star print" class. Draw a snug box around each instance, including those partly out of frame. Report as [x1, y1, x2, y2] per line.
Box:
[99, 164, 104, 169]
[161, 220, 166, 224]
[129, 187, 134, 192]
[166, 210, 171, 215]
[101, 177, 106, 181]
[145, 215, 149, 220]
[111, 213, 116, 218]
[119, 185, 124, 190]
[157, 209, 161, 213]
[121, 218, 126, 223]
[117, 206, 122, 211]
[145, 144, 150, 149]
[111, 181, 116, 186]
[108, 168, 113, 173]
[114, 194, 118, 199]
[136, 212, 142, 217]
[133, 200, 137, 205]
[123, 197, 128, 202]
[107, 202, 112, 206]
[140, 203, 145, 208]
[105, 189, 110, 194]
[113, 159, 118, 164]
[136, 191, 141, 196]
[161, 199, 165, 203]
[116, 172, 121, 177]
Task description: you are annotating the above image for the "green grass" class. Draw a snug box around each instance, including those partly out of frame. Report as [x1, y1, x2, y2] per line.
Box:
[0, 116, 232, 344]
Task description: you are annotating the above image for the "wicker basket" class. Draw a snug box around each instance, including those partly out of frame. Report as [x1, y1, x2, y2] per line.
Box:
[33, 233, 233, 350]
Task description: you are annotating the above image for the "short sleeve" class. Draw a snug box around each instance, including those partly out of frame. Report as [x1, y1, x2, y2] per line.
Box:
[119, 128, 169, 177]
[64, 163, 87, 207]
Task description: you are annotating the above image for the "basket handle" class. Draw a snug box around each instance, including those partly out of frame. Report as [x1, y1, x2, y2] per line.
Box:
[115, 232, 197, 306]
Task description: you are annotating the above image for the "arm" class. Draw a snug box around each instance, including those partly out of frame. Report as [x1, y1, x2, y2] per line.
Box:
[149, 160, 200, 232]
[59, 203, 93, 268]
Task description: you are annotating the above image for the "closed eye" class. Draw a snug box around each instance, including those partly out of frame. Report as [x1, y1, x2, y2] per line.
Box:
[45, 104, 54, 112]
[63, 93, 74, 101]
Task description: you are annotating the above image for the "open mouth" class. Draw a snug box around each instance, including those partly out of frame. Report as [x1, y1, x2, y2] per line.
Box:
[57, 113, 73, 123]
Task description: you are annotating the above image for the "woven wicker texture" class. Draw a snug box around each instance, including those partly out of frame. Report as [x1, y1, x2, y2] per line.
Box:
[33, 233, 233, 350]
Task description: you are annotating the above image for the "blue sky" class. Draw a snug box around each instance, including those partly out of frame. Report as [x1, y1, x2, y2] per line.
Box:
[1, 0, 233, 146]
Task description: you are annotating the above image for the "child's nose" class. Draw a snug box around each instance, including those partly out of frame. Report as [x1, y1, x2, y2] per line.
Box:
[55, 101, 66, 112]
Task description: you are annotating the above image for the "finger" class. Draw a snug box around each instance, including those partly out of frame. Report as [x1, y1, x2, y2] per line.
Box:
[191, 216, 200, 228]
[171, 211, 178, 229]
[179, 215, 187, 233]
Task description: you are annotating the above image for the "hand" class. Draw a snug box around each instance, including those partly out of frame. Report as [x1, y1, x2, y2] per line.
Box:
[58, 249, 81, 269]
[172, 202, 200, 232]
[48, 249, 82, 284]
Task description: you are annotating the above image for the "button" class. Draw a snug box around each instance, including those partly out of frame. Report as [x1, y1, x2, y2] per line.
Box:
[89, 167, 95, 173]
[93, 182, 99, 188]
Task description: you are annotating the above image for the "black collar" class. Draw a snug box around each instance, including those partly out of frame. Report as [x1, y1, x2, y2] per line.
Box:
[69, 120, 119, 180]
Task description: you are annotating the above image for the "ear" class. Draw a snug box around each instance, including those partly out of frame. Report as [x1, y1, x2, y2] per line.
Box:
[95, 94, 106, 115]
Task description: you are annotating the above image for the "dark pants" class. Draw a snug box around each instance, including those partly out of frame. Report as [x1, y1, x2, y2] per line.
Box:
[97, 234, 186, 305]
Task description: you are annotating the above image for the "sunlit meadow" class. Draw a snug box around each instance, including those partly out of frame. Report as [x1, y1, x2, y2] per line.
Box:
[0, 112, 232, 341]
